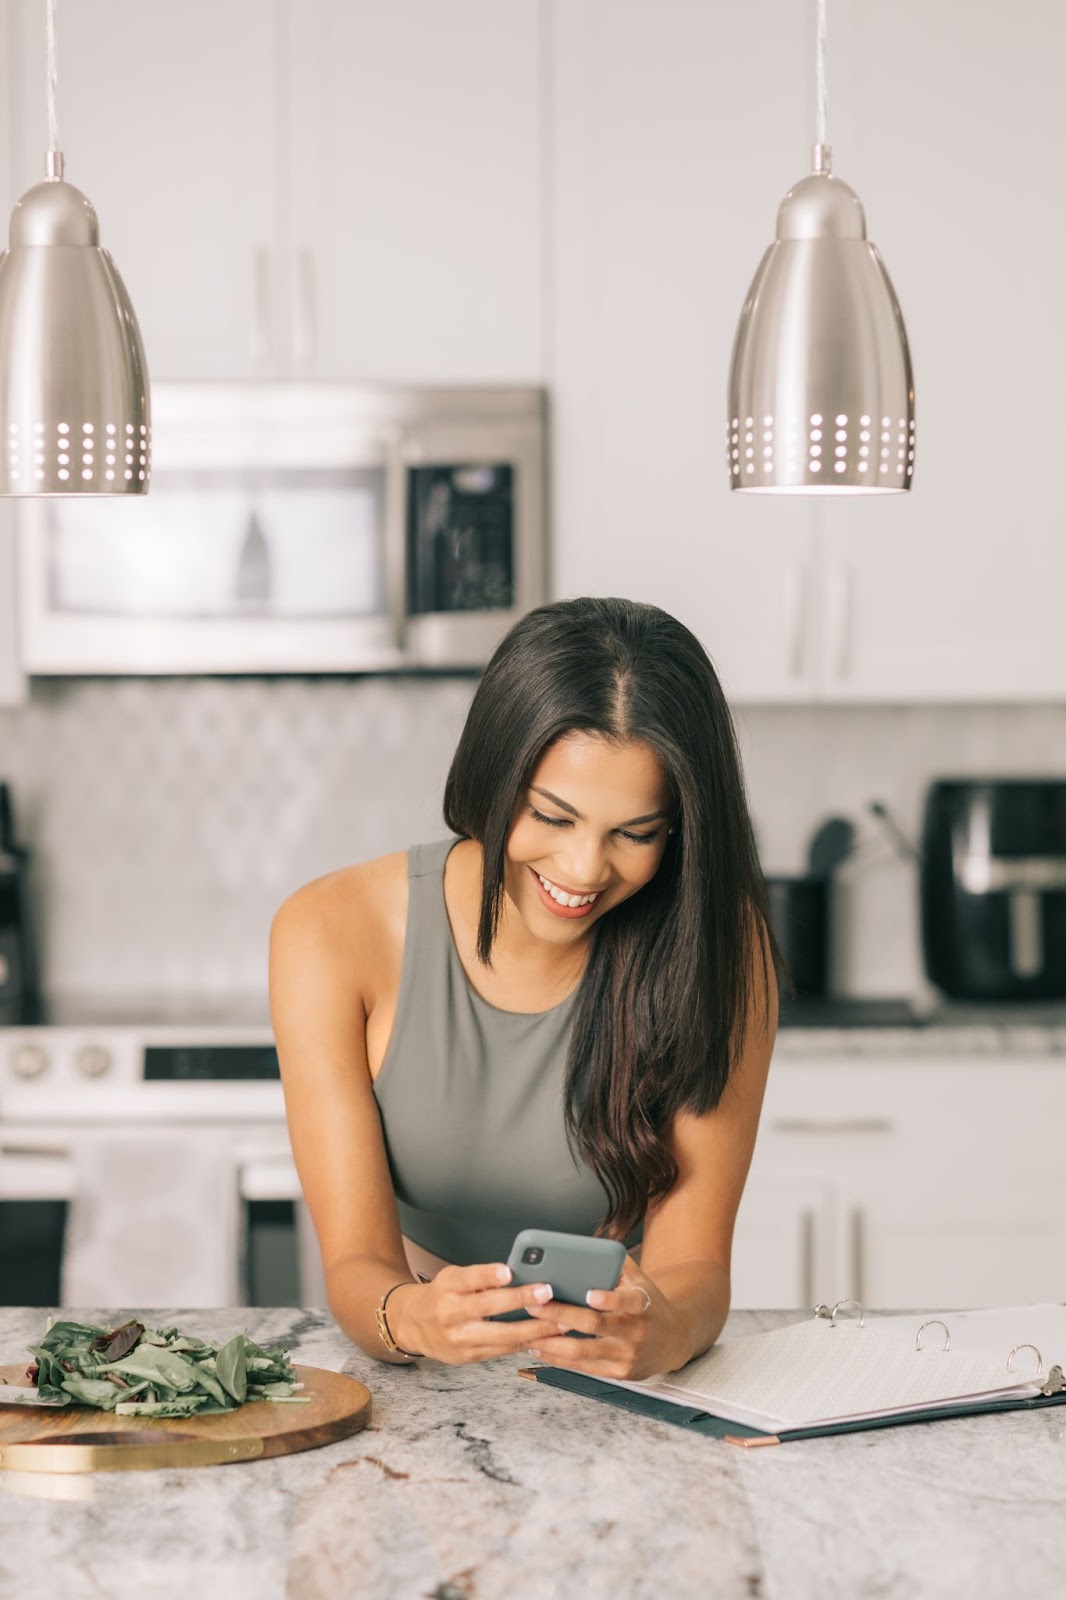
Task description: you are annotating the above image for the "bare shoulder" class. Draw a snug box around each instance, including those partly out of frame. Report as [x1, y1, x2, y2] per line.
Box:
[270, 850, 408, 1005]
[274, 849, 407, 929]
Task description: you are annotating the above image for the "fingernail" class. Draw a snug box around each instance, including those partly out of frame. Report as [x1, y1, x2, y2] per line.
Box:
[586, 1290, 606, 1307]
[527, 1348, 542, 1358]
[532, 1283, 554, 1303]
[495, 1265, 512, 1284]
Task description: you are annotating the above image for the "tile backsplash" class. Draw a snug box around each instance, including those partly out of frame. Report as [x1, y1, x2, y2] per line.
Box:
[0, 676, 475, 1002]
[1, 677, 1065, 1004]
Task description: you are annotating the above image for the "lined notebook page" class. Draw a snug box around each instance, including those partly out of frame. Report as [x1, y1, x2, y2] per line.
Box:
[639, 1320, 1040, 1430]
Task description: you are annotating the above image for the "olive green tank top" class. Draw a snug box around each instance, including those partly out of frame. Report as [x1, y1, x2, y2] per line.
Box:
[372, 838, 616, 1266]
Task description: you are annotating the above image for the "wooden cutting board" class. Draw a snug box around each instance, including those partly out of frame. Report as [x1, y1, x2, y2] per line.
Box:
[0, 1362, 371, 1473]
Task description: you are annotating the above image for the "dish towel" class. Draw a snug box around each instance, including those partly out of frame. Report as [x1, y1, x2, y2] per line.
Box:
[60, 1129, 242, 1308]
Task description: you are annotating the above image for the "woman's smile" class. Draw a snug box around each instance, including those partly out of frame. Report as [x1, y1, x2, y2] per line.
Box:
[528, 865, 602, 918]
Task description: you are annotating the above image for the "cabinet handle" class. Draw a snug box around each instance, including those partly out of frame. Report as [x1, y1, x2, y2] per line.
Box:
[801, 1207, 815, 1311]
[784, 563, 806, 679]
[250, 246, 272, 368]
[850, 1207, 865, 1305]
[772, 1118, 894, 1135]
[0, 1141, 69, 1158]
[828, 561, 853, 679]
[293, 247, 317, 370]
[387, 436, 409, 651]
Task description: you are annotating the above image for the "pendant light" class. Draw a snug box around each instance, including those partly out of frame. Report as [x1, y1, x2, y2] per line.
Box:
[0, 0, 150, 496]
[727, 0, 913, 494]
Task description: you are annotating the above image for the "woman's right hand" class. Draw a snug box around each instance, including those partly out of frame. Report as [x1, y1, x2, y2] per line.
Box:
[389, 1262, 566, 1364]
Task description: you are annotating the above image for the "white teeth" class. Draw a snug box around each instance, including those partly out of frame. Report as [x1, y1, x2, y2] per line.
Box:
[537, 873, 598, 908]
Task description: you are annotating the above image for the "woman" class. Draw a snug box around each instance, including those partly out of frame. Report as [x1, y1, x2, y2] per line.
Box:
[270, 597, 778, 1381]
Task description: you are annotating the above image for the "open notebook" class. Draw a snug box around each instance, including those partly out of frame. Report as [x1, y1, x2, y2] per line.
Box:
[526, 1304, 1066, 1442]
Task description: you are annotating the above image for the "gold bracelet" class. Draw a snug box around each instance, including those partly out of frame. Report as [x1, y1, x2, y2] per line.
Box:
[374, 1281, 423, 1359]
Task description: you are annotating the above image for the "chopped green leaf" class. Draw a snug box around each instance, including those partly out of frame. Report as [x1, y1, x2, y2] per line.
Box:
[215, 1334, 248, 1403]
[26, 1319, 301, 1417]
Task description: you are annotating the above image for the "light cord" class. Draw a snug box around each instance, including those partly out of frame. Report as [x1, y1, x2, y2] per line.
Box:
[816, 0, 828, 150]
[46, 0, 59, 155]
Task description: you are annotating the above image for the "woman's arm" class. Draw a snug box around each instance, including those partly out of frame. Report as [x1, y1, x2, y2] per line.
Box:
[526, 924, 778, 1378]
[269, 867, 568, 1363]
[269, 869, 422, 1362]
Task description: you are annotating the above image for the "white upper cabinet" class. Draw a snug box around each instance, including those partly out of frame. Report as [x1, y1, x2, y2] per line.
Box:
[6, 0, 279, 381]
[551, 0, 1066, 703]
[813, 0, 1066, 701]
[284, 1, 544, 382]
[3, 0, 544, 384]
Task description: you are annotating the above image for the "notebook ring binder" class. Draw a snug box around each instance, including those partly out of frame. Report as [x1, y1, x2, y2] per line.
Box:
[1007, 1343, 1043, 1377]
[915, 1319, 951, 1352]
[814, 1298, 865, 1329]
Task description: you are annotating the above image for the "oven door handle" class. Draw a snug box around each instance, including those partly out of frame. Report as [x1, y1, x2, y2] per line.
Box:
[238, 1153, 300, 1202]
[0, 1139, 74, 1202]
[1, 1141, 298, 1207]
[2, 1139, 295, 1162]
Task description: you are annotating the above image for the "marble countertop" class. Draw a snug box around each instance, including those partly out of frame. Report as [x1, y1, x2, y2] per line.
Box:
[1, 1306, 1064, 1600]
[773, 1025, 1066, 1058]
[774, 998, 1066, 1057]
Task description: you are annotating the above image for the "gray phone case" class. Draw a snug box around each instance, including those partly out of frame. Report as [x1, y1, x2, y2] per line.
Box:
[490, 1228, 627, 1323]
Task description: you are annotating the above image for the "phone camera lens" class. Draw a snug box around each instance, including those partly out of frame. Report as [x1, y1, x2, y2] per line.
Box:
[521, 1246, 544, 1266]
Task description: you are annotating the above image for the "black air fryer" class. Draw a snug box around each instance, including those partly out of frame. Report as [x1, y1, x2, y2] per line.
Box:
[920, 780, 1066, 1000]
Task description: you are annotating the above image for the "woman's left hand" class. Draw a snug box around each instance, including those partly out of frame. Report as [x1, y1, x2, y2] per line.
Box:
[523, 1255, 691, 1381]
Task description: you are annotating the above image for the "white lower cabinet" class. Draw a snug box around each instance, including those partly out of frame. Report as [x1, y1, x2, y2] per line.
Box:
[732, 1058, 1066, 1311]
[728, 1176, 837, 1313]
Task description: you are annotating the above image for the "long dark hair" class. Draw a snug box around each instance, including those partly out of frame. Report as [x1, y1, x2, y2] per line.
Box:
[443, 596, 778, 1238]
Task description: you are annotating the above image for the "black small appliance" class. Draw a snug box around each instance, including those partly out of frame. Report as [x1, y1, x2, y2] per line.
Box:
[920, 779, 1066, 1000]
[763, 817, 857, 1001]
[0, 782, 40, 1024]
[764, 877, 829, 998]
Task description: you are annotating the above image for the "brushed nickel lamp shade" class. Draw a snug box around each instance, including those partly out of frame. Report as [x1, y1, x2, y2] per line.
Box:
[727, 3, 913, 494]
[0, 0, 150, 496]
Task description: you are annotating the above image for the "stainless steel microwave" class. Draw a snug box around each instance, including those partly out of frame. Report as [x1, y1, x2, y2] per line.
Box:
[16, 383, 547, 674]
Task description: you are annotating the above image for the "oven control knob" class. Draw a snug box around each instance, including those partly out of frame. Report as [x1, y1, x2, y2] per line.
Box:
[76, 1044, 113, 1079]
[11, 1043, 49, 1080]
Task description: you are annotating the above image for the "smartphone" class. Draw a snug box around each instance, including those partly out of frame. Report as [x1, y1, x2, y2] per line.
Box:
[490, 1228, 627, 1324]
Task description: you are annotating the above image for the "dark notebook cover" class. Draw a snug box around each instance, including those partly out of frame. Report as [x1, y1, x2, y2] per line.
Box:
[525, 1365, 1066, 1445]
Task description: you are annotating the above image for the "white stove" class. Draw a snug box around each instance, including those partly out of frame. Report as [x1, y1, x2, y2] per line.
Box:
[0, 996, 315, 1305]
[3, 1027, 282, 1123]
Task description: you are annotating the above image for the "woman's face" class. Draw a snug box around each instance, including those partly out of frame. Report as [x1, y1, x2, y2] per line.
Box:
[504, 732, 675, 943]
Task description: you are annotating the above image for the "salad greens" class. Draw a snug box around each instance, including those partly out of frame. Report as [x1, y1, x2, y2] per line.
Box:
[26, 1318, 309, 1418]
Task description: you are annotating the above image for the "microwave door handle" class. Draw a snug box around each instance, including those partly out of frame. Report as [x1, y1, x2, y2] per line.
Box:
[386, 438, 408, 652]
